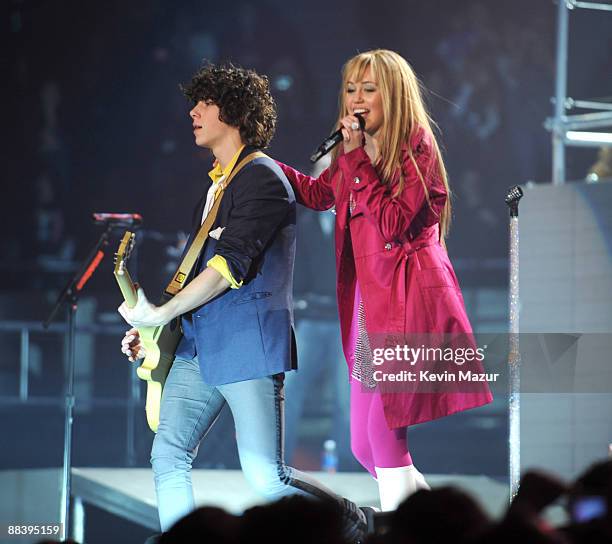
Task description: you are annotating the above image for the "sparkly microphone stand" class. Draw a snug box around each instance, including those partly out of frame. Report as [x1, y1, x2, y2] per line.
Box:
[505, 185, 523, 500]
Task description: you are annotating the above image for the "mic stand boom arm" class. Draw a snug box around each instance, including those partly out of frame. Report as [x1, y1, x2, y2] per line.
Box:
[42, 223, 114, 540]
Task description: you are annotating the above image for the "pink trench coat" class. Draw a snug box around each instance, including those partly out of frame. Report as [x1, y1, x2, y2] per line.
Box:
[278, 129, 492, 429]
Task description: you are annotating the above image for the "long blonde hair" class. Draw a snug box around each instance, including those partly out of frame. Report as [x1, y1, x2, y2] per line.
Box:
[331, 49, 452, 239]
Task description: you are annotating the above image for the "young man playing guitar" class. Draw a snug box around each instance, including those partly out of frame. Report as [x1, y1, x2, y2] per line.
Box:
[118, 63, 367, 540]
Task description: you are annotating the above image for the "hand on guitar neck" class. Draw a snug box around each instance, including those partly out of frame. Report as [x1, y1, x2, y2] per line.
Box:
[121, 328, 146, 362]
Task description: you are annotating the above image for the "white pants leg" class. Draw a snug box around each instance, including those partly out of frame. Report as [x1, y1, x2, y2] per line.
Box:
[374, 465, 431, 511]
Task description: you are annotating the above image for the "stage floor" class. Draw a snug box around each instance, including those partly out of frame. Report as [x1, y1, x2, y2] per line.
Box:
[0, 468, 510, 541]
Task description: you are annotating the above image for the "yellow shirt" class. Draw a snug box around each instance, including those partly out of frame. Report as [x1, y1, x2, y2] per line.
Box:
[206, 145, 245, 289]
[207, 145, 245, 185]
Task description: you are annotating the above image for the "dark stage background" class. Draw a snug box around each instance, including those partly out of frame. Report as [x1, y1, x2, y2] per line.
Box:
[1, 0, 610, 512]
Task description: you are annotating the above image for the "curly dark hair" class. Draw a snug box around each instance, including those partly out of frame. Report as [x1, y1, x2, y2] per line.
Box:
[181, 63, 276, 148]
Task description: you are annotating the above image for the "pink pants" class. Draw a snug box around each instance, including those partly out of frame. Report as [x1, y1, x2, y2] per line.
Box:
[348, 282, 412, 477]
[350, 380, 412, 477]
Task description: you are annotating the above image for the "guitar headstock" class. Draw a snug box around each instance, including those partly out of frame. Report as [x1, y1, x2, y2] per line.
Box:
[114, 231, 136, 276]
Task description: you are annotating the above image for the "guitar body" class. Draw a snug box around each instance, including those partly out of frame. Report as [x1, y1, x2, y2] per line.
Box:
[114, 232, 182, 432]
[135, 304, 182, 432]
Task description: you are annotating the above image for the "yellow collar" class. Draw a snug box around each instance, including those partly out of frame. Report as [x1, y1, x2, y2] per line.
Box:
[208, 145, 246, 184]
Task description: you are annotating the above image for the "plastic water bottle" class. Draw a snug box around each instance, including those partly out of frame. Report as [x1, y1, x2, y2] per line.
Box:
[321, 439, 338, 473]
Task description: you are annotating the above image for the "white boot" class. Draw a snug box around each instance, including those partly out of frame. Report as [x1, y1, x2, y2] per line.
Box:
[374, 465, 431, 511]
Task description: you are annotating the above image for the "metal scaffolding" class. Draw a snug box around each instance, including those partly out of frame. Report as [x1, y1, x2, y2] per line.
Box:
[546, 0, 612, 184]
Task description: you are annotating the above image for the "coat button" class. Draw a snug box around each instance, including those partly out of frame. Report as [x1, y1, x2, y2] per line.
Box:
[385, 243, 392, 250]
[353, 176, 360, 184]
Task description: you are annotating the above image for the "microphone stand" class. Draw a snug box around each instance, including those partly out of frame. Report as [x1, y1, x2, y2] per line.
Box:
[504, 185, 523, 501]
[43, 224, 114, 540]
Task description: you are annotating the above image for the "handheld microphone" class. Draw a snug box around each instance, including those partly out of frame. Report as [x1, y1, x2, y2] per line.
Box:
[92, 212, 143, 228]
[310, 114, 365, 163]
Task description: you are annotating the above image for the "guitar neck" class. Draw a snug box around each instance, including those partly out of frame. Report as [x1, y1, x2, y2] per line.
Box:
[114, 269, 138, 308]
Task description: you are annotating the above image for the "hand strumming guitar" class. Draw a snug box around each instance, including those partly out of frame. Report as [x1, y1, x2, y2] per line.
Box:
[121, 328, 147, 362]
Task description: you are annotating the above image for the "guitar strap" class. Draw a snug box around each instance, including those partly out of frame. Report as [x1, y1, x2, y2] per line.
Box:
[164, 151, 267, 296]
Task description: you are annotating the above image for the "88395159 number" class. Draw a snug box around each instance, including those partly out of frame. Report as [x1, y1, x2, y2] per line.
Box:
[4, 524, 61, 537]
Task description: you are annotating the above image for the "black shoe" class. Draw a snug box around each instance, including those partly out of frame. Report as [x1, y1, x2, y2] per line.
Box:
[359, 506, 378, 535]
[340, 498, 368, 543]
[143, 533, 162, 544]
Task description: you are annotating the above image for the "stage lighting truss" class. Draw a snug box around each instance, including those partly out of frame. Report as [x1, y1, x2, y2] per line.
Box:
[545, 0, 612, 184]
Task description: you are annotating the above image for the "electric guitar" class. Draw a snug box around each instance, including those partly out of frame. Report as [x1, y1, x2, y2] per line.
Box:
[113, 231, 182, 432]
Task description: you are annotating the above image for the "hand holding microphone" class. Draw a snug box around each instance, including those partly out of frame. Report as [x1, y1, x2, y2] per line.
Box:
[336, 114, 379, 164]
[310, 113, 365, 163]
[338, 114, 366, 154]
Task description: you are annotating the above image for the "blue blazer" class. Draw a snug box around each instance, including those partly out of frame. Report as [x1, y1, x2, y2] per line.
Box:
[175, 147, 297, 385]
